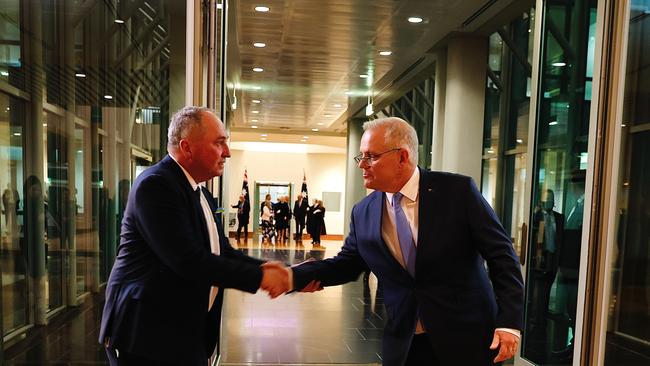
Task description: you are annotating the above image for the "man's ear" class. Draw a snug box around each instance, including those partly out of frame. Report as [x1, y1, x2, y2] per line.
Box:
[399, 148, 409, 165]
[179, 139, 192, 159]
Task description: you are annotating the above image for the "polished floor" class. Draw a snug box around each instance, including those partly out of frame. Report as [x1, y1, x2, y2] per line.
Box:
[2, 236, 386, 366]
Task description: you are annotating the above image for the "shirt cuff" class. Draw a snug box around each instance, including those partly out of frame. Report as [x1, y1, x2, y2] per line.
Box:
[495, 328, 521, 338]
[287, 267, 294, 292]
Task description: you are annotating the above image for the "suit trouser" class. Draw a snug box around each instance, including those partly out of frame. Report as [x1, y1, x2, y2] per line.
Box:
[105, 346, 198, 366]
[295, 219, 305, 237]
[236, 219, 248, 240]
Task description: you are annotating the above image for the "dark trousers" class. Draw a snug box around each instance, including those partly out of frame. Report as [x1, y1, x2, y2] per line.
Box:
[105, 346, 189, 366]
[295, 218, 305, 238]
[236, 219, 248, 240]
[405, 334, 438, 366]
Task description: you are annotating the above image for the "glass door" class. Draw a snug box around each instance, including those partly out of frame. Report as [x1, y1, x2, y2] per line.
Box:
[519, 0, 598, 364]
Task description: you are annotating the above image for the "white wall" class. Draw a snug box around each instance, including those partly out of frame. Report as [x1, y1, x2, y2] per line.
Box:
[227, 149, 347, 235]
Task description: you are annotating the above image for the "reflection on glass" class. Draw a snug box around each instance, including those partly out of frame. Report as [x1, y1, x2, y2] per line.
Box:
[75, 128, 86, 296]
[503, 153, 527, 258]
[522, 1, 597, 364]
[481, 158, 498, 209]
[604, 1, 650, 364]
[0, 0, 24, 90]
[0, 94, 27, 335]
[44, 113, 64, 311]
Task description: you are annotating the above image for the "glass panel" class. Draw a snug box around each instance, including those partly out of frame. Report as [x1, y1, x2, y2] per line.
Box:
[484, 74, 501, 156]
[503, 153, 527, 259]
[0, 0, 25, 90]
[44, 112, 65, 311]
[522, 1, 597, 365]
[506, 13, 534, 150]
[481, 158, 498, 208]
[74, 127, 87, 296]
[0, 93, 27, 335]
[604, 1, 650, 364]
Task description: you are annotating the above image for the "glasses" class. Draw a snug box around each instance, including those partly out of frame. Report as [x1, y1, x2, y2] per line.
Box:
[354, 148, 401, 164]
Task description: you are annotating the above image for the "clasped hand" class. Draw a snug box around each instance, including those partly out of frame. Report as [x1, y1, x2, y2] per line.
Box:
[260, 261, 290, 298]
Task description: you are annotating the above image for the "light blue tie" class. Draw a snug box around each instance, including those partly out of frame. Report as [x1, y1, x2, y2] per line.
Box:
[392, 192, 416, 277]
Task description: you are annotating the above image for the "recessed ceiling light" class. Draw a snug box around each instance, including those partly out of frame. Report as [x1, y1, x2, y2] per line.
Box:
[311, 128, 319, 132]
[253, 42, 266, 48]
[251, 119, 258, 122]
[261, 134, 268, 137]
[252, 99, 261, 103]
[359, 74, 368, 78]
[379, 50, 392, 56]
[253, 67, 264, 72]
[516, 139, 524, 144]
[552, 62, 566, 67]
[549, 121, 559, 126]
[0, 71, 9, 76]
[114, 19, 125, 24]
[104, 95, 113, 100]
[252, 86, 262, 90]
[345, 91, 353, 95]
[251, 125, 258, 129]
[252, 110, 259, 114]
[261, 137, 267, 140]
[324, 114, 331, 117]
[75, 73, 86, 78]
[300, 139, 307, 142]
[317, 122, 324, 126]
[408, 17, 423, 23]
[255, 6, 269, 12]
[333, 104, 342, 107]
[13, 132, 21, 136]
[302, 136, 309, 139]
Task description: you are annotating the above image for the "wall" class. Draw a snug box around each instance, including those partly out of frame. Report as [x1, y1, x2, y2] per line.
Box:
[227, 149, 347, 235]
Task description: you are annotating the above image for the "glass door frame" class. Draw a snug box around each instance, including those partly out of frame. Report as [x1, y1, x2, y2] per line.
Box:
[515, 0, 607, 364]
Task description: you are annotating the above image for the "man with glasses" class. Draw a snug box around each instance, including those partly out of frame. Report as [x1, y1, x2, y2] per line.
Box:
[292, 117, 524, 365]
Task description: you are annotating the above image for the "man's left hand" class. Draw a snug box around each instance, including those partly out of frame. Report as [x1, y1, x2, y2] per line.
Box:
[489, 330, 519, 363]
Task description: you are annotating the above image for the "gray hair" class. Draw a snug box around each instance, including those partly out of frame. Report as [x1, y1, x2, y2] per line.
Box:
[362, 117, 419, 166]
[167, 106, 212, 148]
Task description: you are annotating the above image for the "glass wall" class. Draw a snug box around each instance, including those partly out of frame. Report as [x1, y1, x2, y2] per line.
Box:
[1, 0, 186, 346]
[480, 8, 535, 260]
[604, 1, 650, 364]
[521, 0, 597, 364]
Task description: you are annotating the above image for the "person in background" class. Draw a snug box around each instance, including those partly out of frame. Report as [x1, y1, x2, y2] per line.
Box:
[293, 193, 308, 242]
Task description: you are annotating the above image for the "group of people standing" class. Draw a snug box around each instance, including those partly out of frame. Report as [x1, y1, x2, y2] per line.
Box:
[257, 193, 326, 246]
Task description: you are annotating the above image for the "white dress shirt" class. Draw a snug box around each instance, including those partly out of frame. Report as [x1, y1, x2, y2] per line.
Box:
[170, 156, 221, 311]
[381, 168, 520, 339]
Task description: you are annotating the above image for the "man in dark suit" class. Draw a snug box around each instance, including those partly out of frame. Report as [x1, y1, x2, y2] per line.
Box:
[100, 106, 289, 365]
[293, 194, 308, 241]
[232, 194, 250, 242]
[293, 117, 524, 365]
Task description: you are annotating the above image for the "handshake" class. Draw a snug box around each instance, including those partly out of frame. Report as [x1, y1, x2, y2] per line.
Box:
[259, 261, 322, 298]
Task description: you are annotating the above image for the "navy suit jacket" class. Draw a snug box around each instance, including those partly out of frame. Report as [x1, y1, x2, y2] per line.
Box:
[100, 155, 264, 364]
[293, 169, 524, 365]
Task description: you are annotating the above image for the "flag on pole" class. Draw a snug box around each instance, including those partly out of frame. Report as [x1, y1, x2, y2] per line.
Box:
[301, 170, 308, 202]
[242, 169, 249, 202]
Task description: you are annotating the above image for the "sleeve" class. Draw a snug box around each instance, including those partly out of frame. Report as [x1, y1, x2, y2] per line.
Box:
[134, 175, 263, 293]
[292, 205, 368, 289]
[465, 177, 524, 330]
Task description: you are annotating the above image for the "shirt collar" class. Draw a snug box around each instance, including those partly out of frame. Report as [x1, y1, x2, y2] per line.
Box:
[169, 154, 199, 191]
[386, 168, 419, 206]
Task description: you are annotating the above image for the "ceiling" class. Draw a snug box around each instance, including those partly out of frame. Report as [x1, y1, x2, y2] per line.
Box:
[227, 0, 518, 147]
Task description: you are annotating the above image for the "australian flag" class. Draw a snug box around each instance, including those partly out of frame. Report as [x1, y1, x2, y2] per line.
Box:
[301, 170, 308, 202]
[242, 169, 250, 202]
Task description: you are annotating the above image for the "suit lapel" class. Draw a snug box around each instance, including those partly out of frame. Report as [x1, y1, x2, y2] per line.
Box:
[416, 169, 438, 270]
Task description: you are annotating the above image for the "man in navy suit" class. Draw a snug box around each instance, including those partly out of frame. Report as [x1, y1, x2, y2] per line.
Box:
[293, 117, 524, 365]
[100, 106, 290, 365]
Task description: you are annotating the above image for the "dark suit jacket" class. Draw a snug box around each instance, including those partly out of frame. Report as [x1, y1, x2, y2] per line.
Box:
[293, 169, 524, 365]
[293, 199, 308, 222]
[99, 155, 264, 365]
[232, 199, 251, 224]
